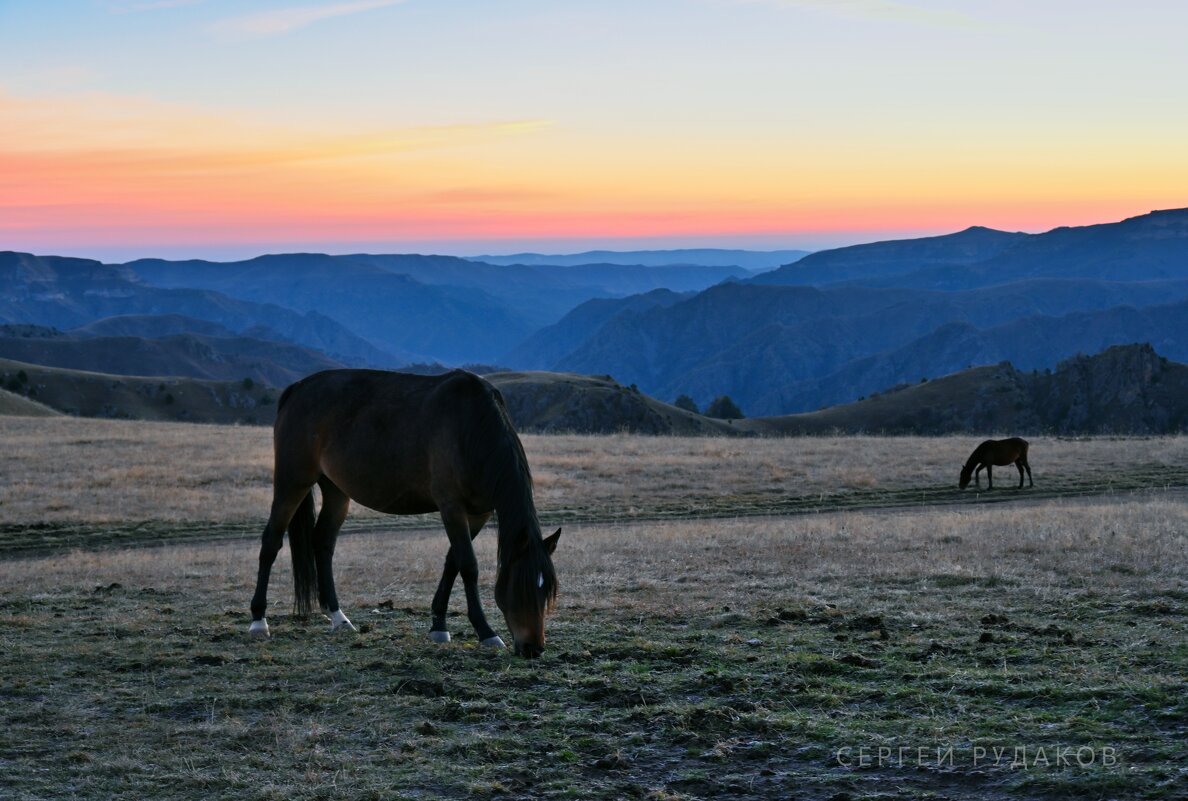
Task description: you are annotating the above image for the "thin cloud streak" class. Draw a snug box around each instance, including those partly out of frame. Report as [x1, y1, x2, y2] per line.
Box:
[210, 0, 406, 39]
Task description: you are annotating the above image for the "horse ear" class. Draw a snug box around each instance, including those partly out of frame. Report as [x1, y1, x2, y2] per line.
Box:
[543, 528, 561, 555]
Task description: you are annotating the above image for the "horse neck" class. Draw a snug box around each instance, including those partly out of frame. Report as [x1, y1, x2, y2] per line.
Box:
[495, 478, 539, 549]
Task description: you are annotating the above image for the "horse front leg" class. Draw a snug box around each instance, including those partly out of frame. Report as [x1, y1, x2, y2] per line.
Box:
[438, 506, 503, 648]
[429, 514, 490, 643]
[986, 464, 993, 490]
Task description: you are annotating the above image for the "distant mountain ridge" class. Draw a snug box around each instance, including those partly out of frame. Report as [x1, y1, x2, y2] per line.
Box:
[750, 226, 1027, 286]
[470, 248, 810, 270]
[755, 208, 1188, 289]
[0, 252, 398, 367]
[122, 251, 757, 359]
[509, 208, 1188, 414]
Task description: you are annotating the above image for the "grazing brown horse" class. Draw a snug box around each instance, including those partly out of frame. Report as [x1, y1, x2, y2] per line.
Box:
[248, 369, 560, 658]
[959, 437, 1033, 490]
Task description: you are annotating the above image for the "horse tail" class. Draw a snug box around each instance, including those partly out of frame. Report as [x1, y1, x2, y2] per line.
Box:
[289, 490, 317, 618]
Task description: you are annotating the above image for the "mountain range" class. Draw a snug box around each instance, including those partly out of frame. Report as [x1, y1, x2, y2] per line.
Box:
[515, 208, 1188, 414]
[2, 208, 1187, 421]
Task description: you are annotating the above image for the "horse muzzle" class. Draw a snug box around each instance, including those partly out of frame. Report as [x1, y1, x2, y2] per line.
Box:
[515, 641, 544, 659]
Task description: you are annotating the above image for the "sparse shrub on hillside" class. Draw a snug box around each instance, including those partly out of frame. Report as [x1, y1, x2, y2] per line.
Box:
[673, 394, 699, 414]
[242, 377, 254, 390]
[705, 395, 744, 419]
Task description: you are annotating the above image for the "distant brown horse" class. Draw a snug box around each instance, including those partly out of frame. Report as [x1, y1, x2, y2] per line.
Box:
[248, 369, 560, 658]
[959, 437, 1033, 490]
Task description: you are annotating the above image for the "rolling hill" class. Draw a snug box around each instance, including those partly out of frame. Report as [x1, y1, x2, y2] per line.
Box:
[741, 343, 1188, 435]
[0, 326, 343, 387]
[0, 358, 739, 435]
[0, 385, 61, 417]
[0, 357, 280, 424]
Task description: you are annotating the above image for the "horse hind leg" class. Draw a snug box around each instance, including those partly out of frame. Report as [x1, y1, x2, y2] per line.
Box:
[313, 477, 354, 633]
[249, 485, 314, 638]
[1022, 458, 1033, 488]
[1015, 460, 1025, 489]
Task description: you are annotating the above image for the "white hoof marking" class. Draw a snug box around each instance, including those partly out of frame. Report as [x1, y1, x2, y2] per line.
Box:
[328, 609, 357, 633]
[480, 635, 506, 649]
[429, 630, 451, 644]
[248, 619, 270, 639]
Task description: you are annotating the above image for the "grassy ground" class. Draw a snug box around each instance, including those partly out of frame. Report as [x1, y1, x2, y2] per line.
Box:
[0, 420, 1185, 799]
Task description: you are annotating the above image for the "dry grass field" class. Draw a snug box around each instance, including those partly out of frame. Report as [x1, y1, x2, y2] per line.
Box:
[4, 415, 1188, 550]
[1, 416, 1186, 799]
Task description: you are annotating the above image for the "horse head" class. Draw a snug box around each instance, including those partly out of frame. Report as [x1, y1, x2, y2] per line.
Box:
[495, 528, 560, 658]
[959, 463, 974, 489]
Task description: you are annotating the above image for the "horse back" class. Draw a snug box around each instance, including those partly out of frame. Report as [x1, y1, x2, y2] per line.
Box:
[272, 369, 507, 514]
[978, 436, 1028, 465]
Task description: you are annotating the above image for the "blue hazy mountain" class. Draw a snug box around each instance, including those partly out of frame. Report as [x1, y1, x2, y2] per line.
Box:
[753, 208, 1188, 289]
[6, 209, 1188, 417]
[0, 251, 400, 367]
[508, 209, 1188, 414]
[123, 252, 758, 358]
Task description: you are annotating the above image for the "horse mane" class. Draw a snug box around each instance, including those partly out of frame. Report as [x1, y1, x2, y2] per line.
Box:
[460, 376, 558, 613]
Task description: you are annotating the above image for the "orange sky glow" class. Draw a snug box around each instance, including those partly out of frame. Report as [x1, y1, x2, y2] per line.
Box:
[3, 1, 1186, 258]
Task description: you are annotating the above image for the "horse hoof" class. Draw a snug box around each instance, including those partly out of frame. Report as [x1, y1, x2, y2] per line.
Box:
[248, 619, 270, 639]
[480, 636, 506, 649]
[328, 609, 357, 633]
[429, 630, 451, 644]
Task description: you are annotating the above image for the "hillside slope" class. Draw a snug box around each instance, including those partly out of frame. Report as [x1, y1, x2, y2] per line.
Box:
[743, 344, 1188, 435]
[0, 385, 61, 417]
[0, 328, 343, 387]
[0, 358, 279, 424]
[490, 371, 738, 435]
[0, 359, 741, 435]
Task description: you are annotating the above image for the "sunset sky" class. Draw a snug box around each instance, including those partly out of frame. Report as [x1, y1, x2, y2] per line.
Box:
[2, 0, 1186, 260]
